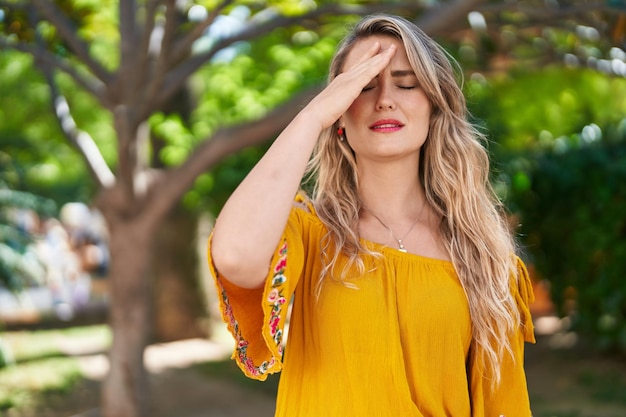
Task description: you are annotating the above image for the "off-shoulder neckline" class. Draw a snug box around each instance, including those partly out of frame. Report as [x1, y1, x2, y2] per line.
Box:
[295, 204, 453, 266]
[361, 238, 454, 266]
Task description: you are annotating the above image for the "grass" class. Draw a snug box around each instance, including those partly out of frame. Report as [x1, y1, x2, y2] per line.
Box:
[2, 326, 111, 363]
[0, 325, 110, 412]
[0, 357, 82, 410]
[578, 368, 626, 404]
[526, 335, 626, 417]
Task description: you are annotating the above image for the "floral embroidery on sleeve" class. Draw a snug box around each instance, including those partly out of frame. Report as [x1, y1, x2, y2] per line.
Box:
[267, 242, 288, 354]
[216, 240, 289, 378]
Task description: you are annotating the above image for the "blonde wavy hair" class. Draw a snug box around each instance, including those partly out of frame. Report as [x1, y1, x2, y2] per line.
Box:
[305, 14, 521, 387]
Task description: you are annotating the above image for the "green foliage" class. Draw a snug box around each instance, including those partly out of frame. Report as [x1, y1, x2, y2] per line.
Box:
[186, 145, 269, 213]
[467, 66, 626, 353]
[0, 50, 99, 203]
[0, 1, 353, 218]
[0, 325, 109, 410]
[467, 67, 626, 154]
[193, 29, 340, 211]
[507, 120, 626, 352]
[0, 356, 82, 411]
[150, 19, 344, 212]
[0, 52, 73, 291]
[1, 0, 119, 68]
[1, 2, 118, 204]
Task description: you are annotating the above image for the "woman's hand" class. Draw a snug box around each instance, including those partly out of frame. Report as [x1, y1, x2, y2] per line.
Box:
[210, 42, 396, 288]
[302, 42, 397, 131]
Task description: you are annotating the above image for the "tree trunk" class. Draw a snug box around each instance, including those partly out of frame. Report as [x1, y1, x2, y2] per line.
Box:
[152, 205, 209, 342]
[101, 217, 154, 417]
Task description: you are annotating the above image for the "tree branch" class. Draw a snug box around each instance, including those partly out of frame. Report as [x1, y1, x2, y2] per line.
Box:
[36, 61, 115, 188]
[143, 86, 321, 226]
[162, 0, 184, 60]
[133, 0, 160, 87]
[31, 0, 112, 84]
[416, 0, 487, 36]
[0, 1, 25, 10]
[25, 0, 114, 188]
[0, 38, 110, 107]
[154, 2, 427, 111]
[136, 0, 183, 112]
[478, 0, 612, 19]
[119, 0, 138, 71]
[169, 0, 236, 66]
[481, 1, 616, 33]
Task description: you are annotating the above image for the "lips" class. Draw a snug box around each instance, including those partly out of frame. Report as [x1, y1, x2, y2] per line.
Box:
[369, 119, 404, 132]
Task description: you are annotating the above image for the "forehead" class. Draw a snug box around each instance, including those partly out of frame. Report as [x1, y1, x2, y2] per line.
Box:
[343, 35, 410, 72]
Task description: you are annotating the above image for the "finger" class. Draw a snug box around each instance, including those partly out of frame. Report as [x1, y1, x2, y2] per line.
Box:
[347, 43, 396, 81]
[347, 41, 382, 69]
[306, 44, 397, 128]
[329, 43, 397, 101]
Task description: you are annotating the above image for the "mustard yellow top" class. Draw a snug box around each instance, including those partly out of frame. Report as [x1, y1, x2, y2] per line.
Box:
[207, 200, 535, 417]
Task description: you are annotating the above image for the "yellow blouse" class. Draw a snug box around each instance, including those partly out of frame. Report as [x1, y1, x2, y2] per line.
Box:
[207, 200, 535, 417]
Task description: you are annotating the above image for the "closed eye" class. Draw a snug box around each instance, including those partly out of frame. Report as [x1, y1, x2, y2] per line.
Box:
[398, 85, 417, 90]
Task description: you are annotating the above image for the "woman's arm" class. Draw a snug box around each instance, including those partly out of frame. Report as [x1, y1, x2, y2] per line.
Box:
[210, 42, 396, 288]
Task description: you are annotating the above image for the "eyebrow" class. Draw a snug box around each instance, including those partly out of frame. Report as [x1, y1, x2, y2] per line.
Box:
[391, 70, 417, 77]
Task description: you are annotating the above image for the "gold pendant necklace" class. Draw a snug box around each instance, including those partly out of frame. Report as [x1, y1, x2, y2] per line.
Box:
[363, 201, 426, 253]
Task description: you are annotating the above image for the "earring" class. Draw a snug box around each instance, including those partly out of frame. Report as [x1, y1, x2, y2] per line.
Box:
[337, 126, 345, 141]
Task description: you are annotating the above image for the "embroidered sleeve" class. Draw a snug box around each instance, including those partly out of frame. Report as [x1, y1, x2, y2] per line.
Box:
[207, 206, 306, 381]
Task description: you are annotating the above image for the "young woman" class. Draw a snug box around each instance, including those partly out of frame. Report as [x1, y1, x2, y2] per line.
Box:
[208, 14, 535, 417]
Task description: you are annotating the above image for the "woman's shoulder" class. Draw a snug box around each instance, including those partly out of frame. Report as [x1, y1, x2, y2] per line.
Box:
[293, 190, 314, 213]
[289, 191, 325, 231]
[292, 191, 322, 221]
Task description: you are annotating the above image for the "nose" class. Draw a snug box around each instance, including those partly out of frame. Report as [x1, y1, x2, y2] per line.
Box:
[375, 85, 396, 111]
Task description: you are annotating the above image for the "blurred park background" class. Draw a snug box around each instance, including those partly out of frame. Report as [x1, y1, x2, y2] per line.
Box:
[1, 1, 626, 416]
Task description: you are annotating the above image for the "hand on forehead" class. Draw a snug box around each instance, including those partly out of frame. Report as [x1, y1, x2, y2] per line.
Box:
[343, 35, 405, 73]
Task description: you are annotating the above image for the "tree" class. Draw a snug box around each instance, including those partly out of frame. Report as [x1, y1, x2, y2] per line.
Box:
[1, 1, 624, 416]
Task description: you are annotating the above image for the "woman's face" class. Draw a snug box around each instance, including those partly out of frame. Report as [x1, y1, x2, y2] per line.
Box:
[340, 35, 432, 164]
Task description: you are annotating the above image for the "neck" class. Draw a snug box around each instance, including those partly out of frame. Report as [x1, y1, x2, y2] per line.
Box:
[357, 159, 425, 218]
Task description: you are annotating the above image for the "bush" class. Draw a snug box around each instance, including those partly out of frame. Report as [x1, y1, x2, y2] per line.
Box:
[507, 120, 626, 352]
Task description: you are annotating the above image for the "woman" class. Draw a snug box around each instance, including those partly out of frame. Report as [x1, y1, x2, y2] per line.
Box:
[209, 14, 535, 417]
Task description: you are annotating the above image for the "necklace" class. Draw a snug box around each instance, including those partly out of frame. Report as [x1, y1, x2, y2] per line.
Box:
[363, 200, 426, 253]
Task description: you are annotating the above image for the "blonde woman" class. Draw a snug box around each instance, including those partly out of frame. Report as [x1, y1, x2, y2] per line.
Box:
[209, 14, 535, 417]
